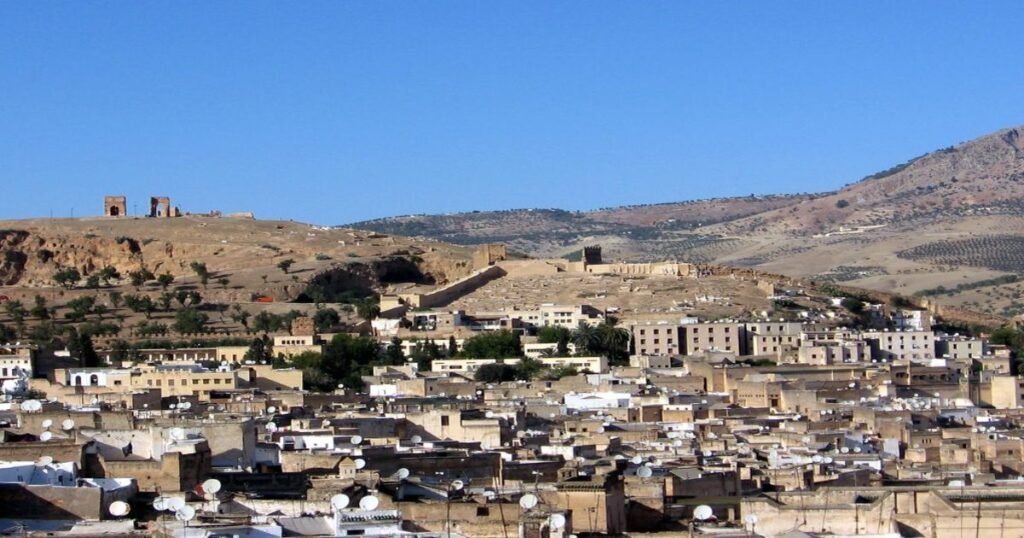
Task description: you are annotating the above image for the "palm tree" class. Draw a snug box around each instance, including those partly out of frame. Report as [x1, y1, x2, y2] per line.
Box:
[571, 322, 600, 355]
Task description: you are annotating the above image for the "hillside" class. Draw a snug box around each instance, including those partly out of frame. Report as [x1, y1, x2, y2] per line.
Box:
[0, 216, 475, 305]
[349, 125, 1024, 318]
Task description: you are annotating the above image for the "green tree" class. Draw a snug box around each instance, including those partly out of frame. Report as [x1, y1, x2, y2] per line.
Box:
[217, 277, 230, 289]
[98, 266, 120, 286]
[53, 267, 81, 289]
[385, 337, 405, 365]
[408, 339, 443, 372]
[231, 306, 251, 333]
[157, 273, 175, 290]
[129, 269, 154, 288]
[190, 261, 210, 288]
[0, 323, 15, 343]
[355, 297, 381, 322]
[460, 330, 522, 359]
[313, 308, 340, 332]
[244, 335, 274, 362]
[108, 291, 123, 310]
[85, 274, 101, 289]
[67, 329, 101, 368]
[474, 363, 519, 383]
[277, 259, 295, 274]
[172, 307, 209, 335]
[30, 295, 50, 321]
[252, 311, 284, 334]
[571, 323, 600, 355]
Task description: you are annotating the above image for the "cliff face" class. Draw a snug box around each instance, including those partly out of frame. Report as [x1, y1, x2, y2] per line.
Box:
[0, 216, 476, 302]
[0, 229, 147, 286]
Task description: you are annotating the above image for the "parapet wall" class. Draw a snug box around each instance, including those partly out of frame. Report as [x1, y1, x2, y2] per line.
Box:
[399, 265, 506, 309]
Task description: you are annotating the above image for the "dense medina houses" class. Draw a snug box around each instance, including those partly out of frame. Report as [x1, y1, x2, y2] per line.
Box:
[1, 299, 1021, 537]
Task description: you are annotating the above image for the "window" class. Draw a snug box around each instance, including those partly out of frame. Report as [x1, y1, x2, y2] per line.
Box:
[441, 415, 450, 426]
[477, 507, 490, 516]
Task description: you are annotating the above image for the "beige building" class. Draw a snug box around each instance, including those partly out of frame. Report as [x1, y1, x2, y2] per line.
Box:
[130, 365, 240, 399]
[0, 344, 34, 382]
[681, 322, 747, 355]
[272, 334, 323, 358]
[984, 375, 1024, 409]
[632, 322, 681, 356]
[862, 330, 936, 361]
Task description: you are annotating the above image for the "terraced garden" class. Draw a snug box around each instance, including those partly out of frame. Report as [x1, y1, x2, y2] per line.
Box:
[897, 235, 1024, 271]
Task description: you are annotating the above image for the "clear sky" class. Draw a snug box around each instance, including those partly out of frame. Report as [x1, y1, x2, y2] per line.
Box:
[2, 2, 1023, 224]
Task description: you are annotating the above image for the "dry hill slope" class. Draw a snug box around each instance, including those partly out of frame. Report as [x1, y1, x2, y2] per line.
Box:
[350, 125, 1024, 318]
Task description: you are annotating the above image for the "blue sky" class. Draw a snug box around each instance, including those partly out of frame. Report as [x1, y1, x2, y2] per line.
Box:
[2, 2, 1023, 224]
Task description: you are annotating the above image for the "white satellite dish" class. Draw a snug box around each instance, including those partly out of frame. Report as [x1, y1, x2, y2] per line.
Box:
[396, 468, 410, 480]
[359, 495, 379, 511]
[694, 505, 714, 521]
[109, 501, 131, 517]
[202, 478, 222, 494]
[812, 455, 823, 464]
[410, 435, 423, 444]
[451, 479, 465, 491]
[330, 494, 350, 510]
[823, 456, 834, 464]
[637, 466, 653, 479]
[840, 447, 850, 454]
[152, 497, 169, 511]
[169, 427, 186, 440]
[39, 431, 53, 442]
[22, 400, 42, 412]
[519, 493, 538, 510]
[267, 406, 277, 414]
[354, 458, 366, 470]
[166, 497, 186, 511]
[61, 419, 75, 431]
[596, 427, 605, 433]
[35, 455, 53, 466]
[630, 456, 643, 465]
[175, 505, 196, 521]
[550, 513, 567, 529]
[745, 514, 759, 526]
[266, 423, 278, 433]
[351, 435, 363, 445]
[41, 419, 53, 429]
[179, 401, 192, 411]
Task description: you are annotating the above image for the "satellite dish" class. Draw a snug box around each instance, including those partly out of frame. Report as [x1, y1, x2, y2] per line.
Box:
[152, 497, 168, 511]
[202, 478, 222, 494]
[596, 427, 605, 433]
[745, 514, 759, 526]
[266, 423, 278, 433]
[267, 406, 277, 414]
[359, 495, 379, 511]
[351, 435, 363, 445]
[550, 513, 567, 529]
[39, 431, 53, 442]
[41, 419, 53, 429]
[823, 457, 834, 464]
[630, 456, 643, 465]
[330, 494, 350, 510]
[637, 466, 653, 479]
[22, 400, 41, 412]
[812, 455, 824, 464]
[519, 493, 538, 510]
[35, 455, 53, 466]
[355, 458, 366, 469]
[180, 401, 192, 411]
[169, 427, 186, 440]
[451, 479, 465, 491]
[109, 501, 131, 517]
[61, 419, 75, 431]
[694, 505, 714, 521]
[175, 505, 196, 522]
[410, 435, 423, 444]
[166, 497, 186, 512]
[841, 447, 850, 454]
[396, 468, 410, 480]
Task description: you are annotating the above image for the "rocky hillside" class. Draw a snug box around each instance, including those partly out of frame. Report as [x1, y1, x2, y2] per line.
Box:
[348, 125, 1024, 318]
[0, 216, 475, 303]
